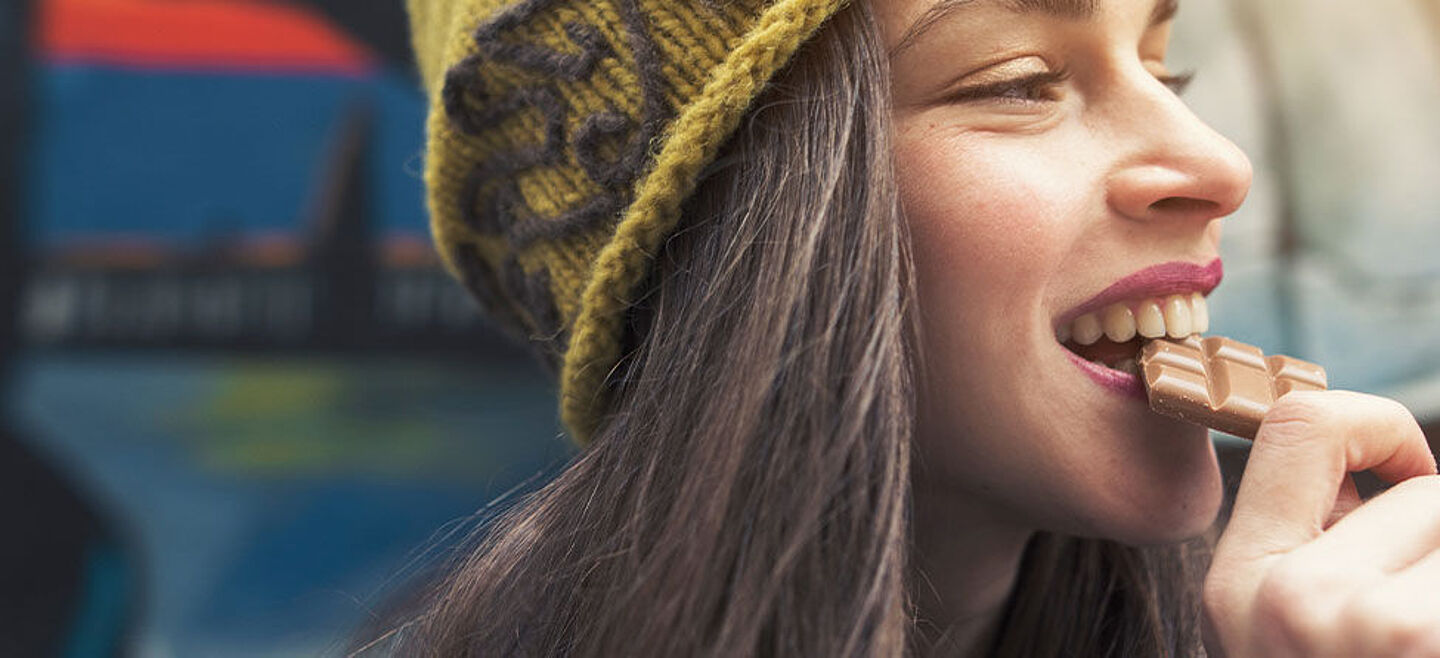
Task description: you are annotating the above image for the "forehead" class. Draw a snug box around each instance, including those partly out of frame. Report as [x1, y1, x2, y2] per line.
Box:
[1006, 0, 1098, 18]
[886, 0, 1176, 55]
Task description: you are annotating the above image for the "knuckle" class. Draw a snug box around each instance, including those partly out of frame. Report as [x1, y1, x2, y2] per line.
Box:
[1338, 590, 1438, 655]
[1373, 395, 1415, 421]
[1362, 393, 1414, 416]
[1252, 558, 1335, 649]
[1364, 395, 1425, 440]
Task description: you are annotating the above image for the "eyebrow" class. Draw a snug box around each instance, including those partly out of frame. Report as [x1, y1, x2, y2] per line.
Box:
[889, 0, 1180, 58]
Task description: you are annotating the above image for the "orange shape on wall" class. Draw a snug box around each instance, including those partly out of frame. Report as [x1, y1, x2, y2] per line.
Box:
[38, 0, 375, 76]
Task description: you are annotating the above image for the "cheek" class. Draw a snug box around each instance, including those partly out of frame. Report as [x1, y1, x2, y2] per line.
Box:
[897, 135, 1081, 345]
[898, 136, 1079, 472]
[899, 136, 1081, 284]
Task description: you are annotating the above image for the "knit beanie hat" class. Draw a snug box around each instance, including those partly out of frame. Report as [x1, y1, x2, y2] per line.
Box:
[408, 0, 847, 442]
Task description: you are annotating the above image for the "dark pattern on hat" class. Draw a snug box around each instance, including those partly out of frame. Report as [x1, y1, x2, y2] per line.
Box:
[441, 0, 673, 343]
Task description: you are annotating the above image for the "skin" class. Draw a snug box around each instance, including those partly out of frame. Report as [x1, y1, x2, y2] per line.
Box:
[876, 0, 1440, 655]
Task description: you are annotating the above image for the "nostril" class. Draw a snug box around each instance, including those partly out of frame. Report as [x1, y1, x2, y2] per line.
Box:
[1149, 197, 1220, 215]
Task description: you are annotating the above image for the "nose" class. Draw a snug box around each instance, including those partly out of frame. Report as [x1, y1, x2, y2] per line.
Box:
[1104, 74, 1254, 225]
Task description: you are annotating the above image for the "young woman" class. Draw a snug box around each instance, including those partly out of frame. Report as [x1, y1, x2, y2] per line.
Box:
[391, 0, 1440, 655]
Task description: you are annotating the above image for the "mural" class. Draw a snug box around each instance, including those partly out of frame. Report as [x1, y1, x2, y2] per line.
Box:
[27, 0, 488, 351]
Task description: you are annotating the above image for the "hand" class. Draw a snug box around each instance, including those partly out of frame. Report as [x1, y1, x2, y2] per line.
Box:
[1204, 391, 1440, 658]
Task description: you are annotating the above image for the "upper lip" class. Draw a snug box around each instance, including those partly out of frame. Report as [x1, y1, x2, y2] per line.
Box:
[1057, 258, 1224, 328]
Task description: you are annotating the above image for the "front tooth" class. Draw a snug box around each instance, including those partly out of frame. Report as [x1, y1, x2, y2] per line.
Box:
[1101, 304, 1137, 342]
[1135, 300, 1166, 338]
[1072, 313, 1103, 345]
[1190, 292, 1209, 334]
[1163, 295, 1193, 338]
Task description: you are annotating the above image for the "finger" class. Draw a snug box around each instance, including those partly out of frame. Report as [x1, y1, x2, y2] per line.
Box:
[1337, 548, 1440, 657]
[1223, 391, 1434, 561]
[1324, 474, 1362, 530]
[1303, 475, 1440, 575]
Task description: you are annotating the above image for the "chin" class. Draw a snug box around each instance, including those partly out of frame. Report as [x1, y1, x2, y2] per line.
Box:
[1095, 442, 1225, 545]
[1038, 419, 1225, 546]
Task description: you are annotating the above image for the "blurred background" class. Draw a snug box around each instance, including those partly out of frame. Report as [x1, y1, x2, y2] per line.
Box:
[3, 1, 572, 656]
[2, 0, 1438, 656]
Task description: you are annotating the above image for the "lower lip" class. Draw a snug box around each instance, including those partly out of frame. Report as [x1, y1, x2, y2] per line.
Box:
[1063, 350, 1147, 401]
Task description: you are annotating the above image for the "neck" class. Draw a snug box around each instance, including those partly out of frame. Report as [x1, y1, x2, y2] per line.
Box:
[911, 488, 1034, 658]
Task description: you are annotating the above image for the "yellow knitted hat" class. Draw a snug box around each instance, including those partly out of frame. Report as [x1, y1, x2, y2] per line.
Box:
[409, 0, 848, 442]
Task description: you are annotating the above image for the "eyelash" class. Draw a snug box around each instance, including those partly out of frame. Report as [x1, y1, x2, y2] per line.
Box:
[947, 68, 1197, 105]
[947, 68, 1073, 105]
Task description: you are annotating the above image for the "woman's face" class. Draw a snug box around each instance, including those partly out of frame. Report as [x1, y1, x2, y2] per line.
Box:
[881, 0, 1252, 543]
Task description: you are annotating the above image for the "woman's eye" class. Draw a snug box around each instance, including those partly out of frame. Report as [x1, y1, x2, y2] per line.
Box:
[946, 69, 1071, 105]
[943, 66, 1194, 105]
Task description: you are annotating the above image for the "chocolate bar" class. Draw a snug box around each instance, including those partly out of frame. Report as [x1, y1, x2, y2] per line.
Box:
[1139, 336, 1327, 439]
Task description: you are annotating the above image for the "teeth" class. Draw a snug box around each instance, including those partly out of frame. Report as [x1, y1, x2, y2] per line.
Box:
[1113, 357, 1139, 375]
[1065, 293, 1210, 346]
[1162, 295, 1192, 338]
[1135, 300, 1167, 338]
[1072, 313, 1103, 346]
[1190, 292, 1209, 333]
[1101, 304, 1137, 342]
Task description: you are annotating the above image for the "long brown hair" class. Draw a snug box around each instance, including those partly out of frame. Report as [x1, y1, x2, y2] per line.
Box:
[373, 1, 1211, 655]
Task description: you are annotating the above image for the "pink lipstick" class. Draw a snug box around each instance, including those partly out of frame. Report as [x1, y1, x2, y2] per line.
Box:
[1058, 259, 1223, 328]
